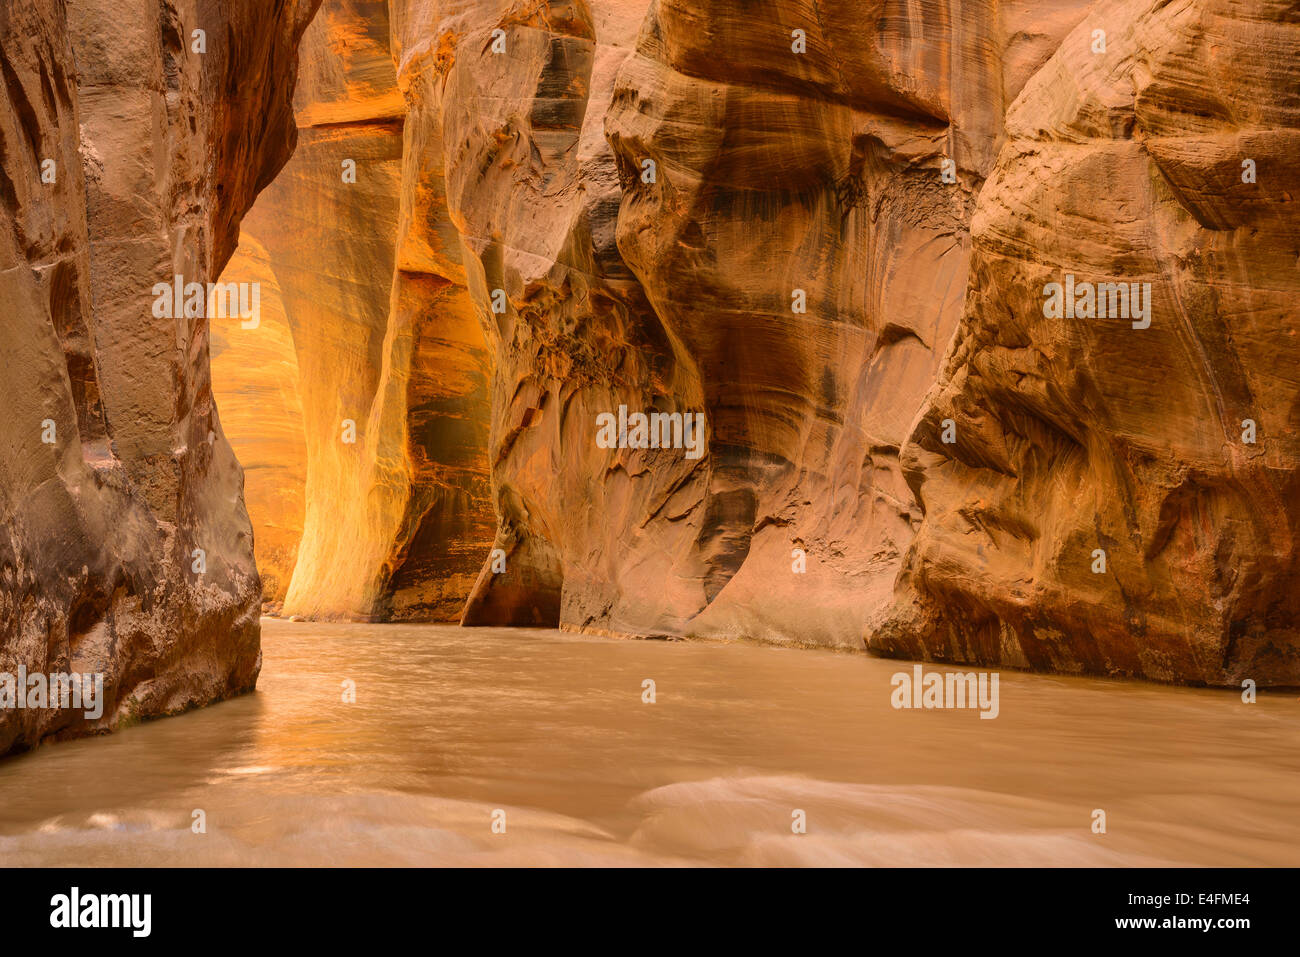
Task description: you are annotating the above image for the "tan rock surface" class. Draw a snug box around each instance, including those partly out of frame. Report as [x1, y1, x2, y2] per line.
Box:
[0, 0, 316, 753]
[203, 0, 1298, 687]
[380, 0, 1086, 646]
[210, 238, 306, 608]
[869, 0, 1300, 686]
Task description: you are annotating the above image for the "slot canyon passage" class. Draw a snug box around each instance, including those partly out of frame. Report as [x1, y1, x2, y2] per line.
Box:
[1, 0, 1299, 866]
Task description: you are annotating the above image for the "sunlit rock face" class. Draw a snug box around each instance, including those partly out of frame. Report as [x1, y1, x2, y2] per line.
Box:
[869, 0, 1300, 685]
[210, 238, 305, 610]
[0, 0, 316, 753]
[202, 0, 1296, 684]
[215, 0, 495, 622]
[389, 0, 699, 633]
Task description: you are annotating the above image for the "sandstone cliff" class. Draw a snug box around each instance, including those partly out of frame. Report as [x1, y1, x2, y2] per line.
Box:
[0, 0, 1285, 767]
[0, 0, 316, 753]
[869, 0, 1300, 685]
[214, 0, 495, 622]
[208, 0, 1298, 687]
[383, 0, 1096, 646]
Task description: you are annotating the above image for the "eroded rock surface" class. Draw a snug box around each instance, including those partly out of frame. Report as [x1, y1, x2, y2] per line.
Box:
[215, 0, 495, 622]
[383, 0, 1089, 646]
[869, 0, 1300, 685]
[208, 0, 1298, 686]
[210, 237, 306, 609]
[0, 0, 316, 753]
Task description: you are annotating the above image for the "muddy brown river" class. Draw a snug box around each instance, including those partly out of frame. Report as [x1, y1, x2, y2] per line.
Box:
[1, 618, 1297, 866]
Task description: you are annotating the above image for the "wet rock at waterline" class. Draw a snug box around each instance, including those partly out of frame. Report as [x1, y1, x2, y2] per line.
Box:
[868, 0, 1300, 686]
[0, 0, 318, 754]
[4, 0, 1300, 767]
[171, 0, 1300, 684]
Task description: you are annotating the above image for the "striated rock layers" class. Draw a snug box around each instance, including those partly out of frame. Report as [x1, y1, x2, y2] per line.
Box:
[869, 0, 1300, 685]
[0, 0, 316, 753]
[214, 0, 495, 621]
[211, 0, 1297, 686]
[374, 0, 1095, 646]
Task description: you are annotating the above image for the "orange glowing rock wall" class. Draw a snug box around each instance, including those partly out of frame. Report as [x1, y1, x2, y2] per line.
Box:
[215, 0, 495, 622]
[213, 0, 1299, 686]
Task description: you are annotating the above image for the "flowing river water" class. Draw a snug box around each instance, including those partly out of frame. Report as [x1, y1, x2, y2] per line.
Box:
[1, 618, 1298, 866]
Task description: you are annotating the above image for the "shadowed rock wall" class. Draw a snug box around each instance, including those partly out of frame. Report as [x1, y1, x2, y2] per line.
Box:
[403, 0, 1092, 648]
[0, 0, 318, 754]
[869, 0, 1300, 685]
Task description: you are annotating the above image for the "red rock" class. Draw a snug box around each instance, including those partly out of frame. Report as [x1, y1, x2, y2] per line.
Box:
[869, 0, 1300, 686]
[0, 0, 317, 754]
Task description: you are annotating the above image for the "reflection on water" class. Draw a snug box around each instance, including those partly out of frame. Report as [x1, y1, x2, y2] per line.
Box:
[1, 619, 1298, 866]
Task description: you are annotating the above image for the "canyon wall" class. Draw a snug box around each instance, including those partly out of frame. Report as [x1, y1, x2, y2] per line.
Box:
[0, 0, 317, 753]
[869, 0, 1300, 685]
[215, 0, 496, 621]
[210, 0, 1298, 685]
[0, 0, 1287, 763]
[375, 0, 1095, 646]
